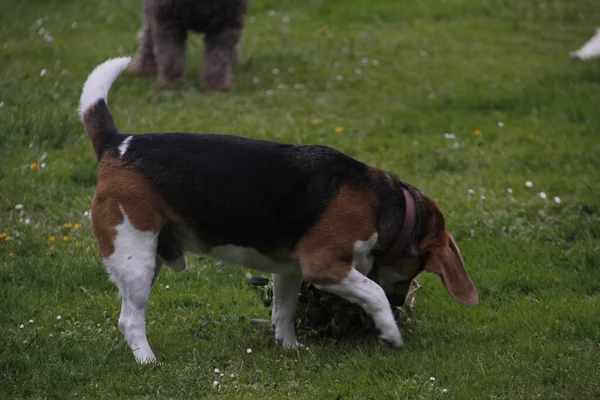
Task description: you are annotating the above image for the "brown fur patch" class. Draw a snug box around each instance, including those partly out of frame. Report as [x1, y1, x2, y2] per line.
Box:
[91, 156, 168, 257]
[295, 185, 378, 285]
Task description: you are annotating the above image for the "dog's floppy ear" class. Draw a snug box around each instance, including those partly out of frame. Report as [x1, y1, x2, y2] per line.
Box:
[419, 196, 478, 305]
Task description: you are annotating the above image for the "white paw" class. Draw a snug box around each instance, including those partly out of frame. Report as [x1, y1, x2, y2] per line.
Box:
[134, 350, 157, 365]
[379, 327, 404, 349]
[282, 339, 304, 349]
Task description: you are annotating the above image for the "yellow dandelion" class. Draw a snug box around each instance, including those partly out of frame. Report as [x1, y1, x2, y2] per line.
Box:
[316, 27, 326, 36]
[64, 223, 72, 229]
[74, 223, 81, 229]
[30, 162, 38, 170]
[335, 126, 345, 134]
[473, 129, 482, 137]
[1, 233, 7, 239]
[62, 236, 69, 241]
[5, 236, 12, 241]
[9, 252, 14, 257]
[49, 236, 56, 243]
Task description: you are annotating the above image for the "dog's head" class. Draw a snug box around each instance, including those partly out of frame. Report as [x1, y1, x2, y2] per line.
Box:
[381, 195, 478, 307]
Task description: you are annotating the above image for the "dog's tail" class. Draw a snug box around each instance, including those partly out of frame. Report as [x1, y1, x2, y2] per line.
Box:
[79, 57, 131, 160]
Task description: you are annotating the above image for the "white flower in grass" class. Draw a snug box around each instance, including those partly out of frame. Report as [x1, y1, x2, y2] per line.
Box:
[336, 75, 343, 81]
[39, 28, 46, 35]
[230, 373, 235, 378]
[40, 162, 46, 169]
[213, 380, 219, 386]
[333, 61, 340, 68]
[293, 83, 304, 89]
[507, 188, 513, 194]
[266, 90, 273, 96]
[467, 189, 474, 196]
[281, 16, 289, 23]
[253, 77, 260, 84]
[371, 59, 379, 66]
[29, 319, 34, 324]
[19, 324, 25, 329]
[44, 34, 53, 42]
[272, 68, 279, 75]
[539, 192, 547, 200]
[36, 18, 43, 25]
[480, 195, 486, 200]
[71, 22, 77, 28]
[497, 121, 504, 127]
[554, 196, 561, 204]
[430, 376, 435, 382]
[442, 388, 448, 393]
[361, 57, 369, 65]
[40, 69, 47, 77]
[220, 373, 224, 377]
[165, 285, 170, 289]
[452, 142, 460, 149]
[15, 204, 23, 210]
[354, 68, 362, 75]
[268, 10, 276, 16]
[84, 211, 89, 217]
[0, 102, 4, 108]
[56, 315, 62, 320]
[246, 348, 252, 354]
[214, 368, 220, 373]
[443, 133, 456, 139]
[525, 181, 533, 188]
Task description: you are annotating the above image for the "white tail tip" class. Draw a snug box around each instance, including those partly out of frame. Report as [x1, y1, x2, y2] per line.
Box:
[79, 57, 132, 120]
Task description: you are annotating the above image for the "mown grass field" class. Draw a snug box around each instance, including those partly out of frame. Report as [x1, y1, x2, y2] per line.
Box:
[1, 0, 600, 398]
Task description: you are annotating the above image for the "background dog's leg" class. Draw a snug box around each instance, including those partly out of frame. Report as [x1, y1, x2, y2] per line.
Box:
[314, 268, 403, 348]
[231, 44, 242, 69]
[202, 26, 241, 91]
[151, 20, 187, 89]
[272, 272, 303, 348]
[129, 0, 157, 76]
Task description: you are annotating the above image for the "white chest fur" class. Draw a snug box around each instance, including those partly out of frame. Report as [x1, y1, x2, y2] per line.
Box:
[208, 245, 299, 274]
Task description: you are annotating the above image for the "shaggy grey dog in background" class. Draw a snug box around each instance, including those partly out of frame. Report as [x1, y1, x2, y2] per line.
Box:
[129, 0, 249, 91]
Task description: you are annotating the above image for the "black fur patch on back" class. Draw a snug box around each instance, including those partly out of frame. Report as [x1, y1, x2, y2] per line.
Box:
[118, 133, 371, 253]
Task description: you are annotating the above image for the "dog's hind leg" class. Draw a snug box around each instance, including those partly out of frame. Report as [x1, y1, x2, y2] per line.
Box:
[202, 26, 242, 91]
[92, 199, 160, 364]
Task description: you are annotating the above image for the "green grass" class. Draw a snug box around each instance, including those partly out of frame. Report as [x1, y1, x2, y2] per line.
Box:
[1, 0, 600, 398]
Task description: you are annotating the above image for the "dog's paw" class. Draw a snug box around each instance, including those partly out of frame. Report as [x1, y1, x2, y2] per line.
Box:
[378, 329, 404, 349]
[154, 76, 185, 90]
[134, 352, 157, 365]
[129, 57, 157, 76]
[281, 340, 304, 350]
[204, 83, 234, 92]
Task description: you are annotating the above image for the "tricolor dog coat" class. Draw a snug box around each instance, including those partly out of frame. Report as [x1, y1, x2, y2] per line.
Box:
[79, 57, 478, 364]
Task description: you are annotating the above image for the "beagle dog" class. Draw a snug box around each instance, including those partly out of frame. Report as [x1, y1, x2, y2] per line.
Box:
[79, 57, 478, 364]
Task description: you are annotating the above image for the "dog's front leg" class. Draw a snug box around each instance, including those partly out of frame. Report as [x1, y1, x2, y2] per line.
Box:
[129, 0, 158, 76]
[314, 268, 403, 348]
[271, 272, 303, 348]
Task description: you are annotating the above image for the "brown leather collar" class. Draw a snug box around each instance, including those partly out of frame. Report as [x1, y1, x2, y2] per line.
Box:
[368, 188, 416, 283]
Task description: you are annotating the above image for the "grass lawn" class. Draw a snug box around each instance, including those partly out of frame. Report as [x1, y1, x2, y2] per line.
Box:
[1, 0, 600, 398]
